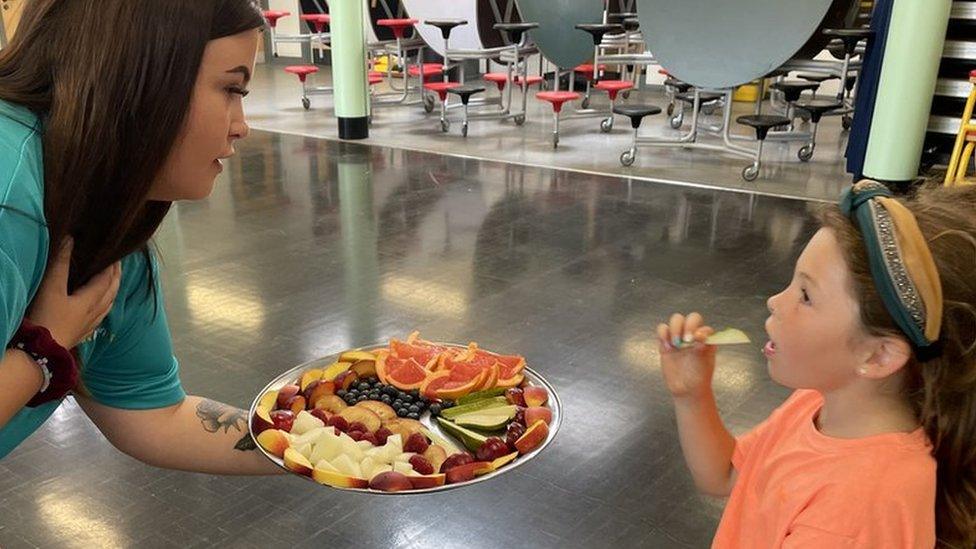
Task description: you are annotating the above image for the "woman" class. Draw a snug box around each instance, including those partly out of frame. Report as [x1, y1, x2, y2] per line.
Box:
[0, 0, 282, 474]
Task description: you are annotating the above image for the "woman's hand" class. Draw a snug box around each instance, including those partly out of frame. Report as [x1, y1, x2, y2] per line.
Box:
[27, 238, 121, 349]
[657, 312, 717, 400]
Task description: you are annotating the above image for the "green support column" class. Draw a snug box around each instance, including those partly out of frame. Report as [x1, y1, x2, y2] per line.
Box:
[330, 0, 369, 139]
[862, 0, 951, 182]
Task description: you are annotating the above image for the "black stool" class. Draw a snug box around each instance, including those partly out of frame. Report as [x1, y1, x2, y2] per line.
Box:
[794, 99, 842, 161]
[493, 22, 538, 46]
[796, 73, 838, 84]
[769, 81, 819, 128]
[575, 23, 623, 107]
[613, 104, 663, 166]
[824, 27, 873, 127]
[736, 114, 790, 181]
[447, 85, 486, 137]
[664, 77, 692, 115]
[671, 90, 723, 129]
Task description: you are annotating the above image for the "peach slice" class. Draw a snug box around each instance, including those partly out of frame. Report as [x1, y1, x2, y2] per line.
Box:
[445, 461, 492, 484]
[256, 429, 290, 458]
[514, 419, 549, 454]
[422, 444, 448, 473]
[309, 408, 331, 425]
[523, 386, 549, 407]
[306, 380, 337, 409]
[314, 395, 348, 414]
[299, 368, 325, 392]
[258, 390, 279, 411]
[339, 351, 377, 363]
[276, 385, 301, 409]
[284, 447, 314, 476]
[338, 407, 382, 433]
[389, 418, 425, 441]
[284, 395, 307, 414]
[251, 406, 275, 435]
[321, 361, 352, 382]
[355, 400, 396, 422]
[368, 471, 414, 492]
[407, 474, 446, 489]
[489, 452, 519, 471]
[333, 370, 359, 391]
[524, 406, 553, 426]
[312, 466, 368, 489]
[350, 360, 377, 379]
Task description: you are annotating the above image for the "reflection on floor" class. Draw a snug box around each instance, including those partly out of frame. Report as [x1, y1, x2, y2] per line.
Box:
[245, 63, 853, 202]
[1, 132, 811, 548]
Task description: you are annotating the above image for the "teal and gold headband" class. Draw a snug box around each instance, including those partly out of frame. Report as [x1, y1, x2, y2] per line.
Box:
[839, 180, 943, 349]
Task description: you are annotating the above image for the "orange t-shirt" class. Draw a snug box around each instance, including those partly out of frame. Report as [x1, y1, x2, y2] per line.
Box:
[713, 390, 936, 548]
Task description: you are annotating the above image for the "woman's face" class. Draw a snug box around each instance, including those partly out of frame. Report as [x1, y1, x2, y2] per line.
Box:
[149, 29, 260, 201]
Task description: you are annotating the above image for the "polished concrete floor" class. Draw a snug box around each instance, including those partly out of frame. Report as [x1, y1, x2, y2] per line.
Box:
[246, 62, 853, 202]
[0, 131, 814, 548]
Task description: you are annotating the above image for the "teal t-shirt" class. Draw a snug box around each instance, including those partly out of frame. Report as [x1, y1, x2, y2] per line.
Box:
[0, 100, 185, 458]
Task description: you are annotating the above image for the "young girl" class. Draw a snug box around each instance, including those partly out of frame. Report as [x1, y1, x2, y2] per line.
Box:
[0, 0, 282, 474]
[658, 181, 976, 547]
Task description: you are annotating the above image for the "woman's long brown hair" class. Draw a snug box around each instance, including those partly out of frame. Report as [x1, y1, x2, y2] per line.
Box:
[821, 184, 976, 548]
[0, 0, 264, 292]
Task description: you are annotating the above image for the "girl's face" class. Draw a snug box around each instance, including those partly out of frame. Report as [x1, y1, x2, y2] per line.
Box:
[149, 29, 260, 201]
[764, 228, 871, 391]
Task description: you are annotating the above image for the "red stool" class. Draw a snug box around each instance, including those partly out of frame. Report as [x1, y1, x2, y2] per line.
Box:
[594, 80, 635, 132]
[536, 91, 581, 148]
[408, 63, 444, 82]
[514, 75, 544, 88]
[573, 64, 607, 108]
[284, 65, 319, 110]
[300, 14, 330, 34]
[483, 73, 510, 92]
[368, 73, 384, 86]
[424, 82, 462, 131]
[376, 18, 418, 39]
[262, 10, 291, 57]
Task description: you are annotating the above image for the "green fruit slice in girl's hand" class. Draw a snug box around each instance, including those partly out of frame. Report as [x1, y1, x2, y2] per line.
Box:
[704, 328, 751, 346]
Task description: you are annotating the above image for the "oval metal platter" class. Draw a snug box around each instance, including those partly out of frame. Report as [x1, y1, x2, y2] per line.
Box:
[248, 342, 561, 495]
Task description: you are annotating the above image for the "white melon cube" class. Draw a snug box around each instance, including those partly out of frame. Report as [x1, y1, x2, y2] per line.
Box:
[393, 461, 415, 475]
[291, 411, 325, 436]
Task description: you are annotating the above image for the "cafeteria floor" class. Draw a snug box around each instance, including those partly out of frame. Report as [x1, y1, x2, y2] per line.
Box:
[2, 129, 819, 548]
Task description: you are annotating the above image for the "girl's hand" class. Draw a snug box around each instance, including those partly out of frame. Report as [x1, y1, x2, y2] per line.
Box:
[657, 312, 717, 400]
[27, 238, 121, 349]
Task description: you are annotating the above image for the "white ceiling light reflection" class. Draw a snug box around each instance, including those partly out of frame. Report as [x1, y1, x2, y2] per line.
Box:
[185, 273, 266, 333]
[36, 493, 126, 548]
[381, 275, 467, 316]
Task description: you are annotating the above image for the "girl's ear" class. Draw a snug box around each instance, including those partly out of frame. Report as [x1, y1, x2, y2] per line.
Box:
[859, 336, 913, 379]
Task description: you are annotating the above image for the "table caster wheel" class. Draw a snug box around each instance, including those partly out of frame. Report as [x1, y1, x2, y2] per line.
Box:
[581, 97, 590, 109]
[440, 119, 450, 133]
[423, 95, 435, 113]
[669, 113, 683, 129]
[742, 165, 759, 182]
[461, 122, 469, 137]
[552, 133, 559, 148]
[842, 115, 852, 131]
[514, 114, 526, 126]
[302, 97, 311, 110]
[620, 150, 636, 167]
[600, 117, 613, 133]
[798, 145, 814, 162]
[666, 103, 674, 116]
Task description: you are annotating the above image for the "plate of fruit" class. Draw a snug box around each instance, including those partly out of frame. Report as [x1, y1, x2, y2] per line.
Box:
[249, 332, 560, 494]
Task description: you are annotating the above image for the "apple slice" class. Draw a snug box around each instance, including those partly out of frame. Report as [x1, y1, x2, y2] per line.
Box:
[524, 406, 553, 426]
[299, 368, 325, 392]
[256, 429, 290, 458]
[422, 445, 448, 473]
[337, 407, 382, 433]
[445, 461, 492, 484]
[522, 386, 548, 407]
[390, 418, 425, 441]
[514, 419, 549, 454]
[291, 410, 326, 436]
[284, 447, 314, 476]
[489, 451, 518, 471]
[313, 466, 368, 489]
[314, 395, 348, 414]
[369, 471, 414, 492]
[370, 464, 393, 479]
[355, 401, 397, 422]
[704, 328, 751, 346]
[407, 474, 446, 489]
[333, 370, 359, 391]
[284, 395, 307, 415]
